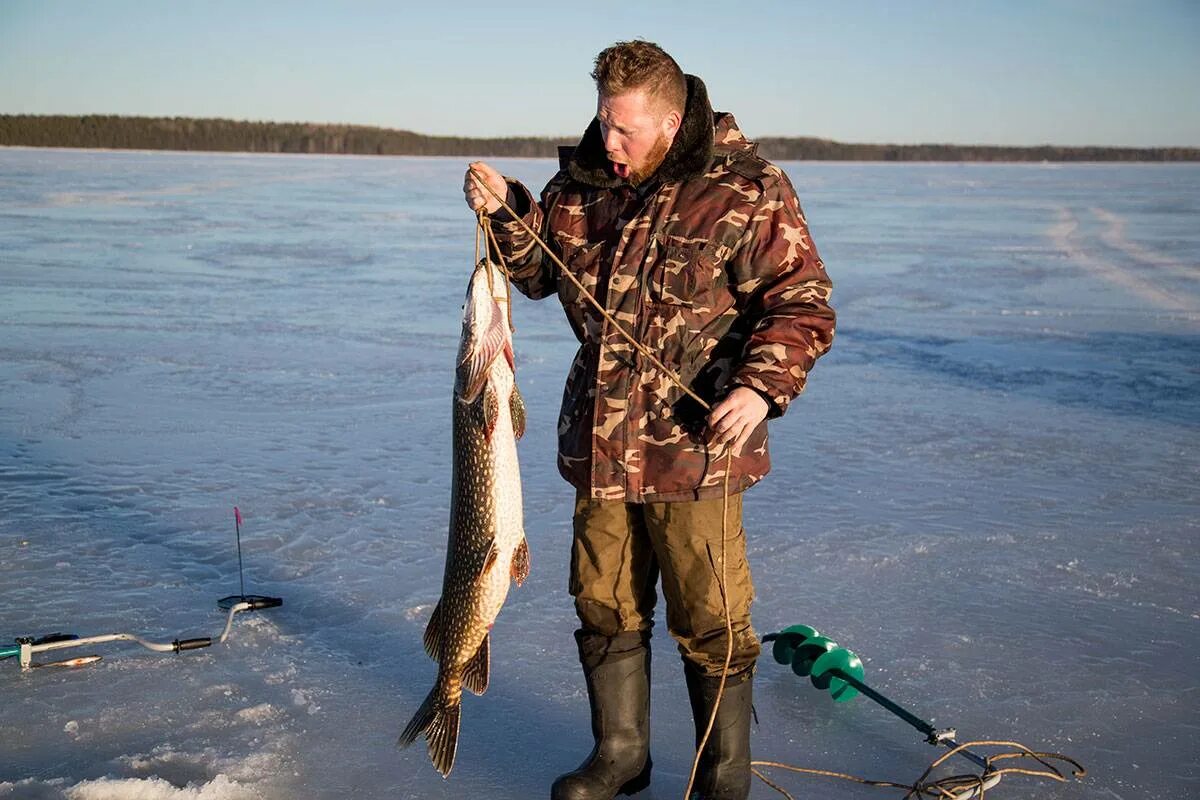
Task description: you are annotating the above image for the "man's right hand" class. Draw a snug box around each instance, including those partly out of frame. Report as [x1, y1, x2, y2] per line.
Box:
[463, 161, 506, 215]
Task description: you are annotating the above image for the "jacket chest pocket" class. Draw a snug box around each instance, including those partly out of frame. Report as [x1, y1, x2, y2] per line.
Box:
[647, 239, 721, 307]
[557, 239, 605, 297]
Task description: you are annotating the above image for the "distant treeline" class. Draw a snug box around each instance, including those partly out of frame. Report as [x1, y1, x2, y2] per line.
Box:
[756, 136, 1199, 162]
[0, 115, 571, 158]
[2, 115, 1197, 162]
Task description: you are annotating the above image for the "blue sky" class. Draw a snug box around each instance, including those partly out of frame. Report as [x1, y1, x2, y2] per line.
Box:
[2, 1, 1197, 147]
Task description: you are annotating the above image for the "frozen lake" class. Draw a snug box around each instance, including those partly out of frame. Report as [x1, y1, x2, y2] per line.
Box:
[1, 148, 1197, 799]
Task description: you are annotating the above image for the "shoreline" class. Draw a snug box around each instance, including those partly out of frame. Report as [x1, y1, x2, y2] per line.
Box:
[4, 145, 1199, 166]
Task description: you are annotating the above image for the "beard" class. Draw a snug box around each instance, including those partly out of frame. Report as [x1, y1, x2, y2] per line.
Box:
[627, 132, 672, 186]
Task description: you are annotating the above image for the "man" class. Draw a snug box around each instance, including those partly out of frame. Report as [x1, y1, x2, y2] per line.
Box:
[463, 40, 834, 800]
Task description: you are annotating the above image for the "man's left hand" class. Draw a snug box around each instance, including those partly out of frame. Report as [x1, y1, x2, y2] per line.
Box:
[707, 386, 770, 453]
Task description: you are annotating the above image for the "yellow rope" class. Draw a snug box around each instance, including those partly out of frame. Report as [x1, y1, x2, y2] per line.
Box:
[751, 742, 1085, 800]
[480, 209, 515, 330]
[683, 450, 734, 799]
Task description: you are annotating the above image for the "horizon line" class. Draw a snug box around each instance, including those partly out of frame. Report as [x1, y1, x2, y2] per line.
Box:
[3, 112, 1197, 152]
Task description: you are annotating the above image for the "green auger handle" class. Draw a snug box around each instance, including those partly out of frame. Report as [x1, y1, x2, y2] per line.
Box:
[762, 624, 864, 702]
[765, 624, 818, 666]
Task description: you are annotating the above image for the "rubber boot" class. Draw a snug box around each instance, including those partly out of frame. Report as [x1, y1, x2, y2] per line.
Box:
[551, 631, 653, 800]
[684, 663, 753, 800]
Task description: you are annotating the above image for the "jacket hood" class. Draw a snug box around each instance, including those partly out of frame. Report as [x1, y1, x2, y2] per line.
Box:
[566, 74, 754, 188]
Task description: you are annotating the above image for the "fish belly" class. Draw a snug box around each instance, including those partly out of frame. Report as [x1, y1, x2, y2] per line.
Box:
[443, 361, 523, 673]
[467, 362, 524, 642]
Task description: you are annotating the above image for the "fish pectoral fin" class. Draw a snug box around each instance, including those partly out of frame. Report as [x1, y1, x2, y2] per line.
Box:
[422, 601, 442, 659]
[510, 384, 526, 440]
[512, 535, 530, 587]
[479, 539, 499, 579]
[463, 633, 490, 696]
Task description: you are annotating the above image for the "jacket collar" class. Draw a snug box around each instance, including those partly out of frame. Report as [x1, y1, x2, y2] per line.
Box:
[566, 74, 716, 188]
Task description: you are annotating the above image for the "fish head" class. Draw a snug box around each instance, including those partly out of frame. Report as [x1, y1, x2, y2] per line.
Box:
[463, 258, 511, 326]
[456, 259, 514, 402]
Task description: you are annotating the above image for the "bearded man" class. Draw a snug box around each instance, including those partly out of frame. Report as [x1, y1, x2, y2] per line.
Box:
[463, 40, 835, 800]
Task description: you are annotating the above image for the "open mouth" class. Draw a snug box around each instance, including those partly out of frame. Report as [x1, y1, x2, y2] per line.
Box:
[610, 160, 631, 179]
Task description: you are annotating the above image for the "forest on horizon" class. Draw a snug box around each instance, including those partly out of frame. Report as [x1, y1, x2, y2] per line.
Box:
[2, 114, 1197, 162]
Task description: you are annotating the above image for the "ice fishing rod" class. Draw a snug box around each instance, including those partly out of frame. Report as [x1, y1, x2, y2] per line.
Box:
[0, 596, 282, 671]
[756, 624, 1085, 799]
[1, 507, 282, 671]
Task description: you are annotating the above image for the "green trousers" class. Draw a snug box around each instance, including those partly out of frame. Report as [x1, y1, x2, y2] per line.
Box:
[569, 490, 761, 677]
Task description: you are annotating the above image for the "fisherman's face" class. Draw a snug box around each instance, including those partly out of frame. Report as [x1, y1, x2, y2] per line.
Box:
[597, 88, 681, 185]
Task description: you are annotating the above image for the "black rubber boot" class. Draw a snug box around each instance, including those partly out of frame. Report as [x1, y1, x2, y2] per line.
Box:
[551, 631, 652, 800]
[684, 663, 753, 800]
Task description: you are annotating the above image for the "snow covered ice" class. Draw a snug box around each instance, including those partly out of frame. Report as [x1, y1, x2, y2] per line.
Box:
[1, 149, 1197, 798]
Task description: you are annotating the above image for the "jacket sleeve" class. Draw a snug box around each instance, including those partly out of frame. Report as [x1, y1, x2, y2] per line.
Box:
[727, 170, 835, 417]
[487, 177, 559, 300]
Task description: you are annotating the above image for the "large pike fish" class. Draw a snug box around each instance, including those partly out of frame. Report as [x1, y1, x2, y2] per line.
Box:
[398, 258, 528, 777]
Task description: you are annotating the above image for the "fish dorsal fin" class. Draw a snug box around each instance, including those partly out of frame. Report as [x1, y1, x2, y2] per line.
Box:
[422, 601, 443, 659]
[460, 299, 508, 403]
[509, 384, 526, 440]
[463, 633, 490, 696]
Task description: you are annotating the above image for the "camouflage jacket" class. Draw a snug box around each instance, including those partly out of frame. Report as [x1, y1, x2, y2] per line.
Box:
[491, 75, 835, 503]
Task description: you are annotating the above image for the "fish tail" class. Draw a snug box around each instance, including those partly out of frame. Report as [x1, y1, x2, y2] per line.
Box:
[398, 685, 462, 778]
